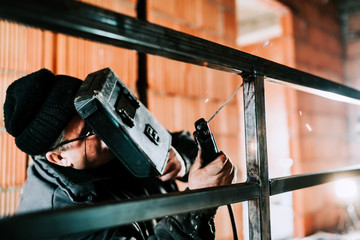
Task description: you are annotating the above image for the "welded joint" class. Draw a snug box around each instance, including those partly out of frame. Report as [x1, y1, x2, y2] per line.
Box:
[246, 175, 261, 186]
[240, 71, 263, 82]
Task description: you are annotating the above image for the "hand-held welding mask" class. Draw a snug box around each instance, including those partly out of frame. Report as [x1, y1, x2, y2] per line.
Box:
[74, 68, 171, 178]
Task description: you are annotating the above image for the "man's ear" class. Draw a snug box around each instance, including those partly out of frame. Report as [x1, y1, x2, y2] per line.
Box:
[45, 151, 70, 167]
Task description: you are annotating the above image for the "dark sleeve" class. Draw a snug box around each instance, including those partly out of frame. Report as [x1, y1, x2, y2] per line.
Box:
[57, 223, 147, 240]
[170, 130, 198, 182]
[149, 208, 217, 240]
[58, 208, 216, 240]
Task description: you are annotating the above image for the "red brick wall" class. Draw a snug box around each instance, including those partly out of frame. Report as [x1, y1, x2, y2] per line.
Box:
[0, 0, 138, 217]
[241, 0, 356, 237]
[147, 1, 244, 239]
[0, 21, 43, 216]
[0, 1, 244, 239]
[344, 10, 360, 170]
[277, 0, 350, 237]
[240, 5, 298, 239]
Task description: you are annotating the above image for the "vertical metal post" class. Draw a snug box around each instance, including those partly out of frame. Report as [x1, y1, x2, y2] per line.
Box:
[242, 73, 271, 239]
[136, 0, 148, 107]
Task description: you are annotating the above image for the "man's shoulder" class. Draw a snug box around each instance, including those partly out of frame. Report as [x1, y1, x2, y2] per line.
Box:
[17, 164, 58, 214]
[17, 161, 95, 214]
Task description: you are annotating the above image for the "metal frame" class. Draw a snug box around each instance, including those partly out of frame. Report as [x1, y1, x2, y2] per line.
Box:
[242, 74, 271, 239]
[1, 0, 360, 239]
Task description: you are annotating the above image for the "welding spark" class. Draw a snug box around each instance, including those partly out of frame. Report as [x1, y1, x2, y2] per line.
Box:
[263, 40, 270, 47]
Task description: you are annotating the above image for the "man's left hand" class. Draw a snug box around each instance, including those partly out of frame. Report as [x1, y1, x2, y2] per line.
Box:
[158, 146, 185, 181]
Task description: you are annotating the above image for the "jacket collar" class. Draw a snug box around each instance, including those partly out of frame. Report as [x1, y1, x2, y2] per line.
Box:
[32, 156, 132, 202]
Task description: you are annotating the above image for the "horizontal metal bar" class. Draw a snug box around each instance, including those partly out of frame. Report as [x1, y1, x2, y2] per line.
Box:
[270, 165, 360, 196]
[0, 182, 259, 240]
[1, 0, 360, 105]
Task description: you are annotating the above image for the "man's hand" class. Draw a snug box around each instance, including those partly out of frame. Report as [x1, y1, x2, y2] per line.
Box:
[188, 151, 236, 190]
[159, 146, 186, 182]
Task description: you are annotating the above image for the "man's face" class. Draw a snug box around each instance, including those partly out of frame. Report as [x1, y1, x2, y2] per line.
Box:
[47, 114, 115, 169]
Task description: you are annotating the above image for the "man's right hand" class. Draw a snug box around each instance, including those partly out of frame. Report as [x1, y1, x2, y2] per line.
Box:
[188, 151, 237, 190]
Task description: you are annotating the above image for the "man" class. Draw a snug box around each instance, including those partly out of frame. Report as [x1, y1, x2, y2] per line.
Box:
[4, 69, 236, 239]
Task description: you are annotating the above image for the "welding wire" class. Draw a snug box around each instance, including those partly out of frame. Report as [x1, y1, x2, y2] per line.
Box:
[207, 82, 244, 123]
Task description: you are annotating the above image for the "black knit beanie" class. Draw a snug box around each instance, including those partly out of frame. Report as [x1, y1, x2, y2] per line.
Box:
[4, 69, 83, 155]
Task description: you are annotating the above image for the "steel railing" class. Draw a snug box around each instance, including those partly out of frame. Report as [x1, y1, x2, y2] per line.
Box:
[1, 0, 360, 239]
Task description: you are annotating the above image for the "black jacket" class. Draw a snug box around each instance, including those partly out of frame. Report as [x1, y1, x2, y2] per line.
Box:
[17, 131, 216, 239]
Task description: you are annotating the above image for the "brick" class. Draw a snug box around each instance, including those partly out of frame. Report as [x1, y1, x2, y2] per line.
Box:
[148, 9, 204, 39]
[347, 39, 360, 58]
[55, 34, 137, 88]
[147, 93, 174, 130]
[293, 15, 307, 41]
[277, 0, 303, 15]
[200, 0, 220, 33]
[184, 64, 207, 97]
[148, 0, 176, 18]
[0, 21, 44, 73]
[302, 1, 337, 33]
[348, 11, 360, 34]
[305, 64, 343, 84]
[206, 67, 237, 100]
[299, 136, 349, 162]
[297, 91, 347, 115]
[302, 186, 327, 213]
[214, 206, 236, 239]
[223, 7, 236, 40]
[295, 40, 343, 77]
[241, 36, 293, 65]
[311, 69, 343, 85]
[179, 23, 205, 38]
[302, 1, 322, 24]
[0, 132, 27, 187]
[81, 0, 136, 17]
[307, 24, 342, 56]
[27, 26, 44, 72]
[325, 34, 342, 56]
[295, 41, 319, 68]
[286, 0, 340, 37]
[0, 187, 22, 217]
[307, 24, 333, 53]
[346, 56, 360, 82]
[202, 31, 223, 44]
[163, 60, 187, 95]
[148, 55, 188, 95]
[298, 112, 347, 137]
[281, 13, 294, 36]
[0, 73, 25, 128]
[319, 14, 341, 36]
[217, 134, 243, 166]
[182, 98, 203, 130]
[320, 55, 344, 79]
[42, 31, 55, 70]
[216, 0, 235, 9]
[174, 0, 201, 26]
[148, 54, 164, 92]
